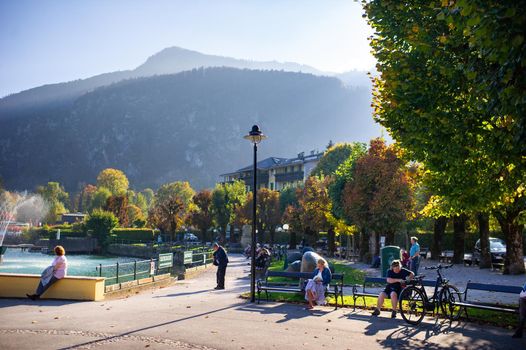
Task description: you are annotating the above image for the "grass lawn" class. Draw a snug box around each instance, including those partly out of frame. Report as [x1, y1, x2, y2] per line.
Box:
[251, 258, 518, 329]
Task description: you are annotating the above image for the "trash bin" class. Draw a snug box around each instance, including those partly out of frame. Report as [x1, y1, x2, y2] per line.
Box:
[381, 246, 401, 277]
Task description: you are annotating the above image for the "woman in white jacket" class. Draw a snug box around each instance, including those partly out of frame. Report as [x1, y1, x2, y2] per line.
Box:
[27, 245, 68, 300]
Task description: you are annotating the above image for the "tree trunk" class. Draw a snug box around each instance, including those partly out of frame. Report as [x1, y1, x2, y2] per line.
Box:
[477, 212, 492, 269]
[386, 230, 395, 246]
[289, 231, 297, 249]
[229, 224, 236, 243]
[432, 216, 447, 260]
[369, 231, 379, 260]
[495, 210, 525, 275]
[359, 229, 369, 262]
[269, 229, 276, 246]
[327, 226, 336, 257]
[452, 214, 467, 264]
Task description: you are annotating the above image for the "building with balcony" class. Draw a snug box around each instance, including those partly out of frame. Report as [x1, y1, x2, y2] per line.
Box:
[219, 150, 323, 191]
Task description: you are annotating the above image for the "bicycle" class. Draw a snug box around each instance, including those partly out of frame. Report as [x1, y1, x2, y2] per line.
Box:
[398, 264, 463, 325]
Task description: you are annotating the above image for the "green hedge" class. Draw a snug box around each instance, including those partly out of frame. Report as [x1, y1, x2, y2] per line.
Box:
[32, 226, 87, 239]
[111, 228, 156, 242]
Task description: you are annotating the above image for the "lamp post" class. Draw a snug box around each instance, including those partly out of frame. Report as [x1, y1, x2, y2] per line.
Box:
[244, 125, 267, 303]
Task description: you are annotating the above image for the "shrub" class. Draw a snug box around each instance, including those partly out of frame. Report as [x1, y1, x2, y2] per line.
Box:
[86, 209, 119, 249]
[111, 228, 156, 242]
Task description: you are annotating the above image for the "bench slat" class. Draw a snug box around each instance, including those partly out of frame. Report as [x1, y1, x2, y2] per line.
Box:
[466, 282, 522, 294]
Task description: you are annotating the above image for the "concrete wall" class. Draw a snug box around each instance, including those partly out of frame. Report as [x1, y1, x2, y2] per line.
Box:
[0, 273, 105, 301]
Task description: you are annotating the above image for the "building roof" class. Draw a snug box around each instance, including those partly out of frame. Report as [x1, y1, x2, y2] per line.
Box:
[220, 151, 323, 177]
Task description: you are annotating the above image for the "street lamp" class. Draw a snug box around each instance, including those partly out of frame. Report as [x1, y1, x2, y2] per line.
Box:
[244, 125, 267, 303]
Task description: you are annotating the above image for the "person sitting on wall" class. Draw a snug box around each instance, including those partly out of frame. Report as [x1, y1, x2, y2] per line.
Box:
[27, 245, 68, 300]
[371, 259, 414, 318]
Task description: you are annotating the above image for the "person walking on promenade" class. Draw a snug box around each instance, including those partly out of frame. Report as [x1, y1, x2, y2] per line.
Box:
[305, 259, 332, 310]
[27, 245, 68, 300]
[212, 242, 229, 290]
[409, 236, 421, 275]
[512, 281, 526, 338]
[371, 260, 414, 318]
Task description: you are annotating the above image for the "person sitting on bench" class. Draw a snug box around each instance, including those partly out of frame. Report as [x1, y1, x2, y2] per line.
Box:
[372, 259, 414, 318]
[305, 259, 331, 310]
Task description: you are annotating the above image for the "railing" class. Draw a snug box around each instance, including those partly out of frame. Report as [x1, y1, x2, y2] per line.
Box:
[181, 249, 214, 267]
[96, 258, 165, 286]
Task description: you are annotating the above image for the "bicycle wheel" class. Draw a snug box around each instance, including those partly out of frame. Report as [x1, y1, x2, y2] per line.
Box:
[398, 287, 426, 325]
[439, 285, 463, 320]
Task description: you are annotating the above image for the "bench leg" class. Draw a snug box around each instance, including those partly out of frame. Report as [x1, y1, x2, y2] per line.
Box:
[265, 290, 269, 302]
[257, 290, 261, 304]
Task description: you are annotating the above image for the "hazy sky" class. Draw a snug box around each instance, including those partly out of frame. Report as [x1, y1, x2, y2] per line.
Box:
[0, 0, 375, 97]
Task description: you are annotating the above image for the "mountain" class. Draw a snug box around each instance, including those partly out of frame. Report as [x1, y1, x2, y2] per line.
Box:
[0, 67, 379, 191]
[0, 46, 370, 117]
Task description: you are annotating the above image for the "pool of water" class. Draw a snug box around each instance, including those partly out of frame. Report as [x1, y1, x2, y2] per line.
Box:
[0, 248, 136, 277]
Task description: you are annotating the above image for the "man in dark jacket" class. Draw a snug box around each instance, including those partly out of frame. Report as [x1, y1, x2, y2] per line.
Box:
[212, 243, 229, 290]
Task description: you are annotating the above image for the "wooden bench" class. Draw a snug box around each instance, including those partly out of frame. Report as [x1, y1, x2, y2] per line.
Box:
[351, 276, 437, 309]
[454, 282, 522, 318]
[439, 250, 453, 263]
[419, 247, 429, 259]
[256, 271, 345, 309]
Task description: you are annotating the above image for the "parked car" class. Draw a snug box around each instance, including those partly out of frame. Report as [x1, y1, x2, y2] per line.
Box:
[183, 233, 199, 242]
[470, 237, 506, 265]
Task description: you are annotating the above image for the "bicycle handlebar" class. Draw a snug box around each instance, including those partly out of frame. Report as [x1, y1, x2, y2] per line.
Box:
[424, 263, 453, 270]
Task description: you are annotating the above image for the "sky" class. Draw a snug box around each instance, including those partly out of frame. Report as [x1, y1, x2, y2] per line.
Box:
[0, 0, 375, 97]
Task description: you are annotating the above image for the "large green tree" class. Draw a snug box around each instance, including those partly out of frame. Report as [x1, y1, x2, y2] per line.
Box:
[365, 0, 526, 274]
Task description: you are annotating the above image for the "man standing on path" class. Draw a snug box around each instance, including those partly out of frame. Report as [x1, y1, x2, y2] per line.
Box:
[409, 236, 420, 275]
[213, 242, 229, 290]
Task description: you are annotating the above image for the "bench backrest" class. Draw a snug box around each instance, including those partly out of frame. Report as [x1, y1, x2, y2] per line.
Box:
[466, 282, 522, 294]
[266, 271, 344, 284]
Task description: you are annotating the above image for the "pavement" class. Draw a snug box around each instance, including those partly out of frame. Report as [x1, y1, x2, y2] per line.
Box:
[0, 254, 524, 350]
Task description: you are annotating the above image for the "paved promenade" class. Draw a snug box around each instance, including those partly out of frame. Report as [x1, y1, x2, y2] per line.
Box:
[0, 255, 524, 349]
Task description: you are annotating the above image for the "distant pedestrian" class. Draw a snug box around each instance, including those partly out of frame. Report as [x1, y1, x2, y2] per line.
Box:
[212, 243, 229, 290]
[512, 281, 526, 338]
[27, 245, 68, 300]
[409, 237, 420, 275]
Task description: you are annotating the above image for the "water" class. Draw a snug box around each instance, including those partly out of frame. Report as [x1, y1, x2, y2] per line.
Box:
[0, 248, 136, 277]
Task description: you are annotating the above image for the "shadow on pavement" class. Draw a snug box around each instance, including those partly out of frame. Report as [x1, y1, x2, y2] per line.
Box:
[153, 289, 211, 298]
[57, 302, 246, 350]
[236, 302, 334, 324]
[0, 298, 81, 308]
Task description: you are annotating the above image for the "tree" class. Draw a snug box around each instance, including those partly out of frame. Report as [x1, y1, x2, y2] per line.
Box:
[297, 176, 333, 246]
[342, 139, 414, 261]
[78, 184, 97, 213]
[36, 182, 69, 223]
[191, 190, 214, 242]
[86, 209, 118, 250]
[90, 187, 112, 212]
[148, 181, 195, 241]
[127, 204, 146, 228]
[211, 181, 246, 243]
[96, 168, 129, 196]
[311, 143, 366, 178]
[364, 0, 526, 274]
[104, 195, 129, 227]
[257, 188, 281, 245]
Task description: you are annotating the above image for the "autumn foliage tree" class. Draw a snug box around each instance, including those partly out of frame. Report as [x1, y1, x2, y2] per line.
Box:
[148, 181, 195, 241]
[96, 168, 129, 196]
[104, 195, 129, 227]
[191, 189, 214, 242]
[342, 139, 414, 262]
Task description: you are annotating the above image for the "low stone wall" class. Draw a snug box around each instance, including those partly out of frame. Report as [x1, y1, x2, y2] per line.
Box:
[0, 273, 105, 301]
